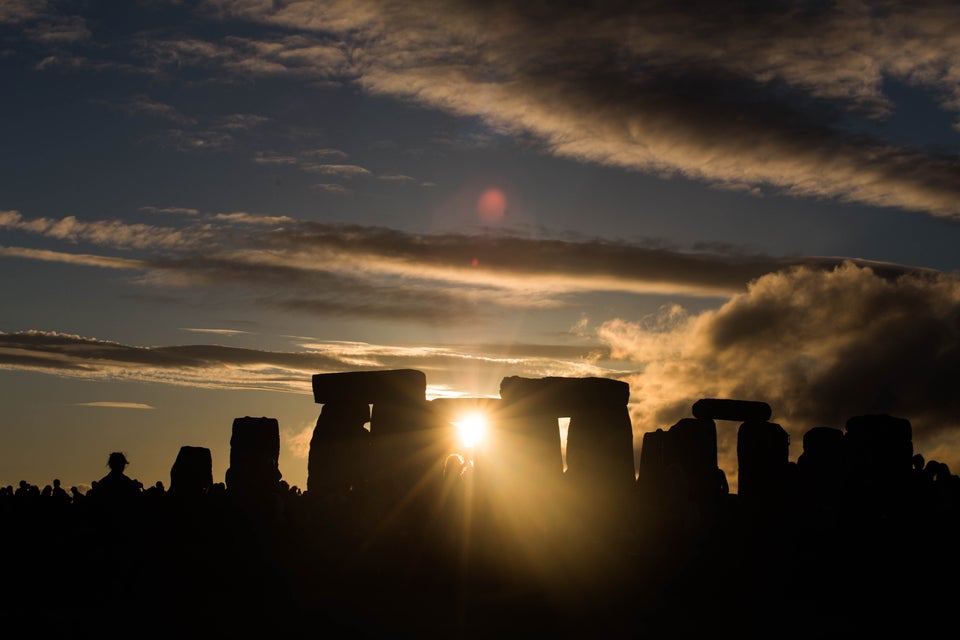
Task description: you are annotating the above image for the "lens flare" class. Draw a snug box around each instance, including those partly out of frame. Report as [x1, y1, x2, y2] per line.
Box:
[477, 187, 507, 221]
[454, 411, 488, 449]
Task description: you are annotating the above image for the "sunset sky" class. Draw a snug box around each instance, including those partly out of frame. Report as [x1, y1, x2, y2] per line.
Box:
[4, 0, 960, 493]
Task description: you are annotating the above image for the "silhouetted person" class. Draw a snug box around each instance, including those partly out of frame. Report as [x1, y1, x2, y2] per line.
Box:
[88, 452, 142, 510]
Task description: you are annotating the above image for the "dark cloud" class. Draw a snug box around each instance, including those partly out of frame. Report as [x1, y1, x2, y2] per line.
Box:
[598, 262, 960, 485]
[12, 2, 960, 216]
[205, 0, 960, 218]
[2, 209, 943, 324]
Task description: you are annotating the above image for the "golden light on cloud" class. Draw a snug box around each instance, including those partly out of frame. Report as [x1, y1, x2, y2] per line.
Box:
[477, 187, 507, 222]
[74, 402, 156, 410]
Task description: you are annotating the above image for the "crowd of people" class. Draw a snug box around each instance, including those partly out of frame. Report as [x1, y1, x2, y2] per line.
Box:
[1, 430, 959, 638]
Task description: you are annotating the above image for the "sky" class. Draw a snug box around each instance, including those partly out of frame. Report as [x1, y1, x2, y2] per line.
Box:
[4, 0, 960, 493]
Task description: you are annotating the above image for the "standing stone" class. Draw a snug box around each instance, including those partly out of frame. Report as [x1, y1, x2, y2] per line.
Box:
[737, 420, 790, 504]
[844, 414, 914, 512]
[664, 417, 720, 503]
[307, 401, 371, 498]
[225, 416, 282, 496]
[566, 398, 635, 490]
[637, 428, 670, 500]
[169, 445, 213, 498]
[497, 377, 566, 480]
[797, 426, 846, 494]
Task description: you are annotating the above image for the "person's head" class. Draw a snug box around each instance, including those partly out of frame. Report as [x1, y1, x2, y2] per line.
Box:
[107, 452, 129, 472]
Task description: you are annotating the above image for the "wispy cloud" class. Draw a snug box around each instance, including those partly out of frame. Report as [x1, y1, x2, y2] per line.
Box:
[205, 0, 960, 219]
[38, 2, 960, 216]
[115, 95, 197, 125]
[310, 183, 353, 195]
[211, 212, 296, 226]
[302, 148, 348, 160]
[0, 330, 607, 396]
[75, 402, 156, 410]
[0, 208, 942, 323]
[139, 206, 201, 217]
[217, 113, 270, 130]
[142, 128, 234, 153]
[0, 245, 146, 270]
[301, 163, 371, 178]
[0, 0, 46, 24]
[0, 210, 200, 250]
[251, 150, 363, 179]
[179, 328, 252, 336]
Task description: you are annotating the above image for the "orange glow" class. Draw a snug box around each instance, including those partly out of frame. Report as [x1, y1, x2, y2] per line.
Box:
[477, 187, 507, 221]
[453, 411, 488, 448]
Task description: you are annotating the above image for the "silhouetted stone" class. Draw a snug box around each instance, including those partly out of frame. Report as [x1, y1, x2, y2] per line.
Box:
[169, 446, 213, 498]
[312, 369, 427, 404]
[566, 406, 635, 485]
[844, 414, 914, 508]
[497, 376, 634, 487]
[664, 417, 720, 503]
[499, 375, 629, 413]
[797, 426, 846, 488]
[692, 398, 772, 423]
[495, 378, 567, 476]
[367, 399, 444, 524]
[306, 401, 370, 497]
[737, 420, 790, 504]
[225, 416, 282, 495]
[844, 413, 913, 474]
[637, 428, 670, 499]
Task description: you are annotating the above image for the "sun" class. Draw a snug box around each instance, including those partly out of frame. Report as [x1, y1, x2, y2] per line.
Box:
[453, 411, 488, 449]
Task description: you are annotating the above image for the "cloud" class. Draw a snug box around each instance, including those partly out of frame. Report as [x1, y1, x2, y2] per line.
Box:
[211, 212, 296, 226]
[142, 128, 234, 152]
[0, 210, 199, 250]
[311, 183, 353, 195]
[301, 163, 372, 178]
[134, 33, 353, 80]
[0, 245, 146, 270]
[594, 262, 960, 488]
[207, 0, 960, 219]
[0, 330, 610, 396]
[24, 15, 91, 44]
[139, 206, 201, 217]
[285, 420, 315, 459]
[116, 95, 197, 125]
[1, 208, 942, 323]
[251, 150, 366, 180]
[75, 402, 156, 410]
[378, 174, 416, 182]
[302, 148, 349, 160]
[179, 328, 252, 336]
[0, 0, 45, 23]
[33, 2, 960, 216]
[217, 113, 270, 130]
[0, 330, 343, 392]
[252, 153, 300, 166]
[1, 3, 89, 43]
